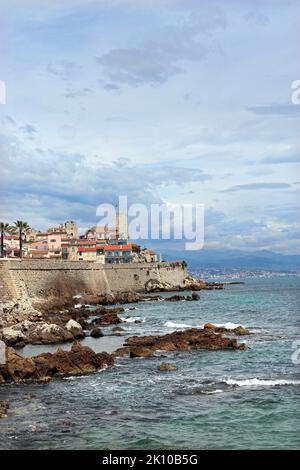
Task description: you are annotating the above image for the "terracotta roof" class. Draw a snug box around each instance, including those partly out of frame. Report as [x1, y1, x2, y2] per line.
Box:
[104, 244, 132, 251]
[78, 247, 97, 252]
[77, 240, 96, 245]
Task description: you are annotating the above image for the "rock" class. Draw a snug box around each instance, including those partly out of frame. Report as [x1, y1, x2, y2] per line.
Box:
[27, 322, 74, 345]
[159, 362, 177, 371]
[1, 327, 27, 347]
[191, 292, 200, 301]
[165, 295, 186, 302]
[0, 342, 114, 383]
[115, 328, 247, 359]
[0, 400, 9, 418]
[145, 279, 173, 292]
[112, 326, 125, 333]
[203, 323, 216, 330]
[129, 347, 153, 358]
[233, 326, 250, 335]
[92, 310, 122, 326]
[203, 323, 250, 335]
[65, 320, 85, 339]
[90, 327, 103, 338]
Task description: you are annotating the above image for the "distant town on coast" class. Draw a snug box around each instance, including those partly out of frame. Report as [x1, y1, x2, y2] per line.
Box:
[0, 215, 159, 264]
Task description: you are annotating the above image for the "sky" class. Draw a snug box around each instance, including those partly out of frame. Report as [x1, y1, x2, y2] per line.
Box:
[0, 0, 299, 254]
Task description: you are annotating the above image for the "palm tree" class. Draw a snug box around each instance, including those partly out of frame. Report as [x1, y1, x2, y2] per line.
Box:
[14, 221, 29, 258]
[0, 222, 11, 258]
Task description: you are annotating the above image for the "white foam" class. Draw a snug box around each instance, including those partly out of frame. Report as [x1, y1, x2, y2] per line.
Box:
[72, 294, 82, 299]
[212, 322, 244, 330]
[121, 316, 145, 323]
[163, 321, 193, 329]
[74, 303, 82, 309]
[163, 321, 245, 330]
[124, 307, 139, 311]
[203, 389, 224, 394]
[225, 377, 300, 387]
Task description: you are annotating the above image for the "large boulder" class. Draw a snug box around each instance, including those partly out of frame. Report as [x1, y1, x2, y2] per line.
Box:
[65, 320, 84, 339]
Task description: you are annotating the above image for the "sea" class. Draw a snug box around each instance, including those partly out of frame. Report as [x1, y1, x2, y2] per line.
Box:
[0, 275, 299, 450]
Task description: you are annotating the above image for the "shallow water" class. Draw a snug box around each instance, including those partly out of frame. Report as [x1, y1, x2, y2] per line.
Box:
[1, 277, 300, 449]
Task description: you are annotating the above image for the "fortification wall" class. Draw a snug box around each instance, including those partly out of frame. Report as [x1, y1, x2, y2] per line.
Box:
[1, 259, 188, 301]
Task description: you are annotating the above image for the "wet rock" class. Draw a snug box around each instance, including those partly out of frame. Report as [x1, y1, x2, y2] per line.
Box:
[90, 327, 103, 338]
[112, 326, 125, 333]
[92, 308, 122, 325]
[0, 341, 114, 383]
[115, 328, 247, 359]
[130, 347, 153, 358]
[0, 400, 9, 418]
[165, 295, 186, 302]
[159, 362, 177, 371]
[203, 323, 250, 335]
[191, 292, 200, 301]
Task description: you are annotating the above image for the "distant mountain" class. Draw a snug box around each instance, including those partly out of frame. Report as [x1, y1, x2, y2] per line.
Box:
[161, 248, 300, 272]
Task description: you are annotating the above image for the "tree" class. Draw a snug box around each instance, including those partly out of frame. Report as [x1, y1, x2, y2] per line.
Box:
[0, 222, 11, 258]
[13, 221, 29, 258]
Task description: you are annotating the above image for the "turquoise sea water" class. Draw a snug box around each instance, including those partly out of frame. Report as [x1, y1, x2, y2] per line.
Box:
[0, 276, 299, 449]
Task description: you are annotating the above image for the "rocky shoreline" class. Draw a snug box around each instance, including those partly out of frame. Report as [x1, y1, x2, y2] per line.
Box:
[0, 326, 248, 385]
[0, 274, 250, 417]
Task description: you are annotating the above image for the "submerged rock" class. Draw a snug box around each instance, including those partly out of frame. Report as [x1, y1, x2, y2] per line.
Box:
[0, 341, 114, 383]
[159, 362, 177, 371]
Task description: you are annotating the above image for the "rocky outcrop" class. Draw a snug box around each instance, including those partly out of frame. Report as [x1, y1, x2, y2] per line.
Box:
[115, 328, 247, 359]
[0, 301, 42, 328]
[0, 341, 114, 383]
[0, 400, 9, 418]
[164, 293, 200, 302]
[91, 307, 123, 326]
[159, 362, 177, 371]
[145, 276, 206, 293]
[203, 323, 250, 335]
[0, 319, 86, 347]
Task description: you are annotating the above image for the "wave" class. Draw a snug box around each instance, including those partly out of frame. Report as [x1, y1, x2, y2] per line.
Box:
[163, 321, 246, 330]
[163, 321, 193, 329]
[121, 316, 145, 323]
[124, 307, 139, 311]
[213, 322, 245, 330]
[224, 377, 300, 387]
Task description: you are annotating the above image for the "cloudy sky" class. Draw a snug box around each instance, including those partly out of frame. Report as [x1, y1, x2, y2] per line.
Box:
[0, 0, 299, 253]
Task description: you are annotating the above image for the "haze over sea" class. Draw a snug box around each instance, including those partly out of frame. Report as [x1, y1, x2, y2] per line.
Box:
[0, 275, 299, 450]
